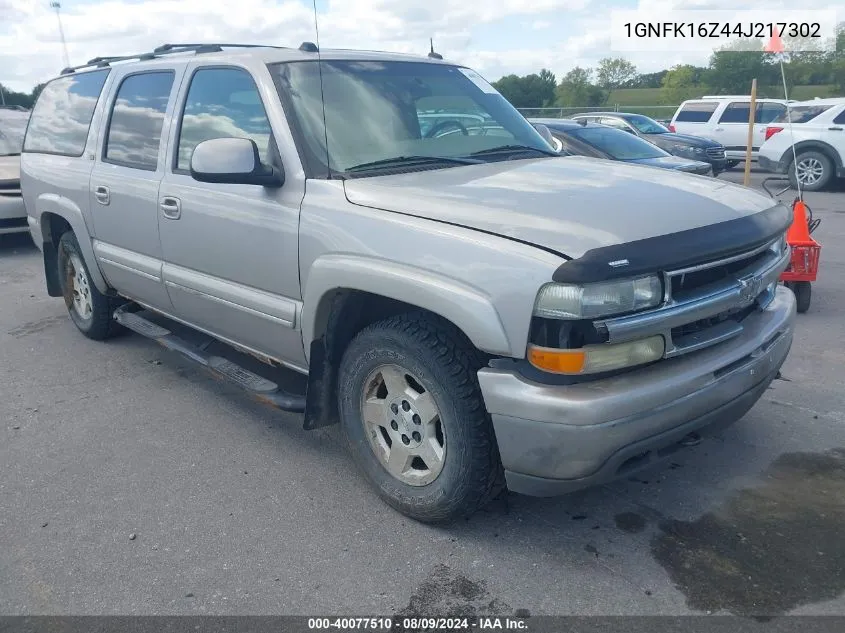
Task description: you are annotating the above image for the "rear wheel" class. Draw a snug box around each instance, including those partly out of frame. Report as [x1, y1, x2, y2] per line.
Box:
[57, 231, 122, 340]
[788, 151, 833, 192]
[338, 312, 503, 523]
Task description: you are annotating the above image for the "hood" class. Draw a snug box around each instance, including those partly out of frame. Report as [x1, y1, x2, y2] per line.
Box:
[0, 155, 21, 183]
[343, 156, 777, 259]
[648, 132, 720, 147]
[626, 155, 710, 171]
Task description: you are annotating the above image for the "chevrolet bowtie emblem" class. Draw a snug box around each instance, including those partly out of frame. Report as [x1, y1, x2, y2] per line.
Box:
[738, 274, 763, 306]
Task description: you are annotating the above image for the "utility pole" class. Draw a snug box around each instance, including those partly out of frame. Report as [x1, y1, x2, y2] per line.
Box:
[50, 1, 70, 69]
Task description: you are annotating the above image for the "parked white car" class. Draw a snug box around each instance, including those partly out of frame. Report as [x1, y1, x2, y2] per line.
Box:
[669, 96, 789, 164]
[757, 98, 845, 191]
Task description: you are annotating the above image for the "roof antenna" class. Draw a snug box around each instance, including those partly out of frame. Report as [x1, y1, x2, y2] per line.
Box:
[428, 38, 443, 60]
[312, 0, 331, 179]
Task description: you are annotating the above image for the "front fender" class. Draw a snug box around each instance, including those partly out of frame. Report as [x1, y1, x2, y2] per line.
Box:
[301, 254, 512, 362]
[34, 193, 109, 294]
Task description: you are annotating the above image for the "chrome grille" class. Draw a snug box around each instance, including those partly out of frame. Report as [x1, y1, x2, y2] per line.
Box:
[706, 146, 726, 159]
[596, 236, 790, 359]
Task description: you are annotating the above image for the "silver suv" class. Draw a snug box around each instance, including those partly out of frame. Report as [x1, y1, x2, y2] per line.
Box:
[21, 43, 796, 522]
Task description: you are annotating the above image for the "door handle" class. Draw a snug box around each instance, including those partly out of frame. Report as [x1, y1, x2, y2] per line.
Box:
[829, 127, 843, 131]
[160, 196, 181, 220]
[94, 185, 110, 205]
[714, 127, 724, 131]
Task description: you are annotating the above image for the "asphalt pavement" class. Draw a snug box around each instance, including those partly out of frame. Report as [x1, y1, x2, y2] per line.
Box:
[1, 168, 843, 617]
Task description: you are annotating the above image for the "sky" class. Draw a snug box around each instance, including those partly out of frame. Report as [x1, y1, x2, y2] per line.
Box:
[0, 0, 840, 93]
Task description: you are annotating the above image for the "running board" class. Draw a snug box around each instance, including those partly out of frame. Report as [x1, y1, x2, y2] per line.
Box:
[114, 305, 306, 413]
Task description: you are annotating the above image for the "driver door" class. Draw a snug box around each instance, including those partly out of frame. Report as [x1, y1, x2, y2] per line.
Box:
[157, 64, 306, 367]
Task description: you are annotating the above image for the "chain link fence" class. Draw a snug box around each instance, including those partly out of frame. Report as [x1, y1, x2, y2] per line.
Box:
[518, 105, 678, 122]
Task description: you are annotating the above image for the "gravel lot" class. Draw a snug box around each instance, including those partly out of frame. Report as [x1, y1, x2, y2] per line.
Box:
[1, 168, 843, 617]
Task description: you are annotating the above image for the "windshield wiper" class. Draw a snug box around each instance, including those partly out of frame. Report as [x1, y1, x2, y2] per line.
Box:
[345, 155, 483, 173]
[468, 144, 559, 158]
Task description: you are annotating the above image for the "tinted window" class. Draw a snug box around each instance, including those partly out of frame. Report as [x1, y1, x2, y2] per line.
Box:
[719, 102, 752, 123]
[832, 109, 845, 124]
[773, 105, 834, 124]
[23, 70, 109, 156]
[757, 103, 786, 124]
[104, 72, 174, 170]
[176, 67, 272, 171]
[675, 101, 717, 123]
[567, 126, 668, 160]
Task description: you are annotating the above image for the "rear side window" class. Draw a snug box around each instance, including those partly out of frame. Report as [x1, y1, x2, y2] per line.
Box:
[674, 102, 717, 123]
[175, 67, 272, 171]
[23, 70, 110, 156]
[834, 109, 845, 124]
[104, 71, 174, 170]
[719, 102, 751, 123]
[757, 102, 786, 123]
[774, 105, 833, 124]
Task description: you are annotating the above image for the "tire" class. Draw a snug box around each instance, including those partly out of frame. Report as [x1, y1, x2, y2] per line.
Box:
[57, 231, 121, 340]
[793, 281, 812, 313]
[338, 312, 504, 523]
[726, 160, 740, 169]
[788, 151, 833, 192]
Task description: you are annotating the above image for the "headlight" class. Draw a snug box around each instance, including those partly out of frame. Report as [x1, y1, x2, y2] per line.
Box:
[691, 146, 706, 154]
[528, 336, 665, 374]
[533, 276, 663, 320]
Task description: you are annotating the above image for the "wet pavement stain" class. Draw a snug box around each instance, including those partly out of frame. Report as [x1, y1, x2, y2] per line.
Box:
[395, 563, 516, 622]
[652, 449, 845, 617]
[614, 512, 647, 534]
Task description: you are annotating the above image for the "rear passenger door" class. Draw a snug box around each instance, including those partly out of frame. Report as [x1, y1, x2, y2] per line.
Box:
[88, 67, 183, 310]
[157, 65, 305, 368]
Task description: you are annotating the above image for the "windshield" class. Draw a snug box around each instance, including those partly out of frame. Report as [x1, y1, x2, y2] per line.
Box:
[773, 105, 834, 124]
[0, 118, 27, 155]
[270, 60, 553, 176]
[566, 126, 668, 160]
[624, 114, 670, 134]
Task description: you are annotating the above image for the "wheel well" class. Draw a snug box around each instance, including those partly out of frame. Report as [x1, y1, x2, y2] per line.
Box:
[40, 213, 73, 297]
[785, 143, 843, 170]
[302, 289, 485, 430]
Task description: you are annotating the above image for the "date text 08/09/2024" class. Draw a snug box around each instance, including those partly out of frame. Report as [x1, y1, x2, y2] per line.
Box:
[623, 22, 822, 39]
[307, 617, 529, 631]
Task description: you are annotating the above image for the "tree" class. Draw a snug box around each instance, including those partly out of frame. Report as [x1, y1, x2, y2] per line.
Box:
[595, 57, 637, 90]
[661, 65, 704, 105]
[0, 83, 34, 109]
[705, 39, 778, 95]
[491, 69, 556, 108]
[554, 67, 606, 107]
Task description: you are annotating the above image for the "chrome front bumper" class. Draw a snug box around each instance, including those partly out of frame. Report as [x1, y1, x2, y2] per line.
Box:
[478, 286, 796, 496]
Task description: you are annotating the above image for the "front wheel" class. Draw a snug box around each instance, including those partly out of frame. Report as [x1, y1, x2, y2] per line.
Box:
[338, 312, 503, 523]
[57, 231, 121, 340]
[726, 160, 740, 169]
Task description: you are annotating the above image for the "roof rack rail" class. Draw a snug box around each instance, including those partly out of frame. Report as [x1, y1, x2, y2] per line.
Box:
[60, 43, 286, 75]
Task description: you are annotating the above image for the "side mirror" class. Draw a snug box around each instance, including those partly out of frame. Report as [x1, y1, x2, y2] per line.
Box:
[532, 123, 557, 150]
[190, 137, 284, 187]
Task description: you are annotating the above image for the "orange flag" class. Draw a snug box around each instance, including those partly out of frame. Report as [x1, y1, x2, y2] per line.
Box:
[764, 32, 785, 53]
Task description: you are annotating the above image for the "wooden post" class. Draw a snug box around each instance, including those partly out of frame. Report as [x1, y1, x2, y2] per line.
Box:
[743, 78, 757, 187]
